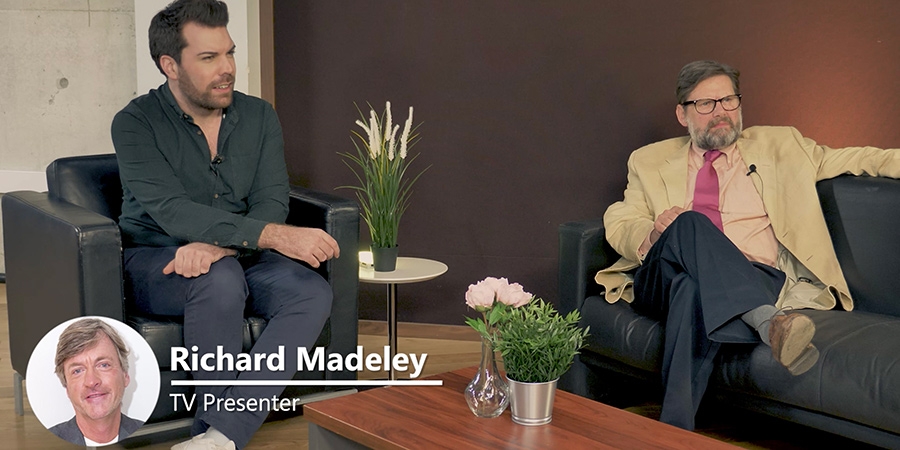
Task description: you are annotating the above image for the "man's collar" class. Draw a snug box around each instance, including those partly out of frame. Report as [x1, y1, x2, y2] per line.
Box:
[159, 82, 185, 118]
[689, 140, 738, 166]
[159, 81, 238, 123]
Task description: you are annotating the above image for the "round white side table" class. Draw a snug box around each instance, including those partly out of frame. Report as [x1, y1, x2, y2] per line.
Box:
[358, 255, 448, 380]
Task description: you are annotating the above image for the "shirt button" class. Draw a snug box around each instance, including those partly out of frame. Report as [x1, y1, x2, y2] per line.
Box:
[214, 194, 219, 199]
[242, 241, 249, 247]
[214, 241, 219, 245]
[182, 114, 189, 119]
[197, 130, 203, 135]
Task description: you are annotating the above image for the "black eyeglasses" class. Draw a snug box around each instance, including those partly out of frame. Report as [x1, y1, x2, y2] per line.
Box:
[681, 94, 742, 114]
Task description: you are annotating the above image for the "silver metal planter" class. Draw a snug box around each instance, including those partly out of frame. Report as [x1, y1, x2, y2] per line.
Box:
[507, 377, 558, 426]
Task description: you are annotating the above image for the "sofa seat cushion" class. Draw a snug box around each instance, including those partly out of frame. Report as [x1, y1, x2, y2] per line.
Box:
[580, 295, 663, 373]
[714, 310, 900, 434]
[581, 295, 900, 434]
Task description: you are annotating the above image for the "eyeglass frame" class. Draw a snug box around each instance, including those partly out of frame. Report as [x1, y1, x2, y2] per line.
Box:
[680, 94, 742, 115]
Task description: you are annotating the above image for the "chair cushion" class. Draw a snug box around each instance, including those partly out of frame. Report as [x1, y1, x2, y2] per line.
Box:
[128, 316, 331, 369]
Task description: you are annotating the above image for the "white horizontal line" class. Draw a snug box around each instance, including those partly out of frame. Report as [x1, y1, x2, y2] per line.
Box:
[172, 380, 443, 387]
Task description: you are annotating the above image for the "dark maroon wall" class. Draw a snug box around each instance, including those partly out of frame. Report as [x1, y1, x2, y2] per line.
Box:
[273, 1, 899, 325]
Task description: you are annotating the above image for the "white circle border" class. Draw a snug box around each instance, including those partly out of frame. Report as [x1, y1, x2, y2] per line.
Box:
[25, 316, 160, 431]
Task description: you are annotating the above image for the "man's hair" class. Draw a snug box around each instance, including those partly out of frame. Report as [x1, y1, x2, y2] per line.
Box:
[149, 0, 230, 75]
[54, 319, 130, 387]
[675, 60, 741, 104]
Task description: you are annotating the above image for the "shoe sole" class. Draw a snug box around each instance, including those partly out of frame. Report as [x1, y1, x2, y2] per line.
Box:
[778, 315, 816, 367]
[788, 344, 819, 376]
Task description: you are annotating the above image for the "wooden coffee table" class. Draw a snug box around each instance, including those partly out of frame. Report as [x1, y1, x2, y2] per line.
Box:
[304, 366, 736, 449]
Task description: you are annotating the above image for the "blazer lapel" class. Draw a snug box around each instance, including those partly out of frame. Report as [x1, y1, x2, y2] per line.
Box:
[660, 140, 690, 209]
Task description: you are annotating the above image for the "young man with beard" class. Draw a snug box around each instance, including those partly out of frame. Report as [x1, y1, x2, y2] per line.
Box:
[597, 60, 900, 430]
[111, 1, 339, 449]
[50, 319, 144, 446]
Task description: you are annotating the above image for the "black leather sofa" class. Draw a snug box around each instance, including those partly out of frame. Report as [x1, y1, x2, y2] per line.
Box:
[558, 175, 900, 448]
[2, 154, 360, 425]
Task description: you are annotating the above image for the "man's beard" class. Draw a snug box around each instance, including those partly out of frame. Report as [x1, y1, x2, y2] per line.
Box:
[688, 112, 742, 150]
[177, 68, 234, 111]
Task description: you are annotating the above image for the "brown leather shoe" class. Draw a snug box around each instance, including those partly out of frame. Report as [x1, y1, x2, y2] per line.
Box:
[769, 313, 819, 375]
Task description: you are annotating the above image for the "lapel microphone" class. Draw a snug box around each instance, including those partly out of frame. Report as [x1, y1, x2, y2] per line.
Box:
[746, 163, 764, 200]
[210, 155, 225, 175]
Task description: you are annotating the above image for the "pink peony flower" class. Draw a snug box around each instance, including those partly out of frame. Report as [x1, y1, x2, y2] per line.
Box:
[466, 277, 532, 310]
[479, 277, 507, 293]
[465, 282, 496, 310]
[465, 277, 536, 341]
[497, 282, 533, 307]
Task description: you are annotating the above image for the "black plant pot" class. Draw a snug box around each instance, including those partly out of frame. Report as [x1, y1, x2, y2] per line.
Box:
[371, 246, 399, 272]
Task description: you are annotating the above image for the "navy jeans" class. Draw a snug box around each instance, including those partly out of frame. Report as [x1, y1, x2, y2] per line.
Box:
[124, 248, 332, 449]
[632, 212, 785, 430]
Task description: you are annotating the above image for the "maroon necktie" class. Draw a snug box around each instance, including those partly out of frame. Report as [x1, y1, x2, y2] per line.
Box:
[693, 150, 724, 232]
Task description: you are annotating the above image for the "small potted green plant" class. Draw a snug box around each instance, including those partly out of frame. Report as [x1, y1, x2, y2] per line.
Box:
[493, 299, 589, 426]
[339, 102, 427, 271]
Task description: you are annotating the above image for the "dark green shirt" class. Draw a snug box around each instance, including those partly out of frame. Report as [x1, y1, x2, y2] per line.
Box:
[111, 82, 289, 249]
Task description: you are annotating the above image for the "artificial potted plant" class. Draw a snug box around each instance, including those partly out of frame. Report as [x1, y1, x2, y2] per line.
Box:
[340, 102, 426, 271]
[493, 299, 589, 425]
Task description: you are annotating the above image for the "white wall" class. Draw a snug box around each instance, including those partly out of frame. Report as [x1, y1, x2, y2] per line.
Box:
[0, 0, 137, 273]
[1, 0, 259, 274]
[0, 0, 136, 180]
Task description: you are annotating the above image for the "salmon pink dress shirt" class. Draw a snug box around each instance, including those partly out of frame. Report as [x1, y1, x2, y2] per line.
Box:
[639, 144, 779, 267]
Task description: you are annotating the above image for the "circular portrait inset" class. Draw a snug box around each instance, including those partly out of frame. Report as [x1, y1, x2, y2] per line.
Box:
[26, 316, 160, 446]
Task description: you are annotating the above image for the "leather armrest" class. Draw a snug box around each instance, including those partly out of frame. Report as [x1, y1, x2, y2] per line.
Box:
[558, 218, 619, 315]
[2, 191, 124, 377]
[286, 186, 360, 379]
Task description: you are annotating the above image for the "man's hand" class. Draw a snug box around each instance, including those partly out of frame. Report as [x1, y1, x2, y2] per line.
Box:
[649, 206, 687, 245]
[258, 224, 340, 268]
[163, 243, 238, 278]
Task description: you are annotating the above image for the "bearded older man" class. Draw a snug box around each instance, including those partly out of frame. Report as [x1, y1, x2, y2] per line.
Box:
[597, 60, 900, 430]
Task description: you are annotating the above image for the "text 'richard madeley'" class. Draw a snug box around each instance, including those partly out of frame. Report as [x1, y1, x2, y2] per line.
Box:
[171, 345, 427, 378]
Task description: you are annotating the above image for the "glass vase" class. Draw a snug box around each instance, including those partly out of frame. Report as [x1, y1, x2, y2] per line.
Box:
[464, 336, 509, 418]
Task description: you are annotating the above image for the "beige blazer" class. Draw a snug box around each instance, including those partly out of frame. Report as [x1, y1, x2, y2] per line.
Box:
[597, 126, 900, 311]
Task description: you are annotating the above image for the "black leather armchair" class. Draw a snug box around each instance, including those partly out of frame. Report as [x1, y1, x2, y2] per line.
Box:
[2, 154, 360, 425]
[558, 176, 900, 448]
